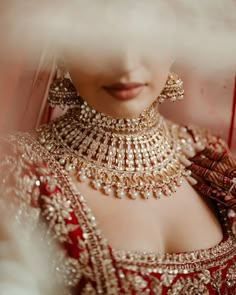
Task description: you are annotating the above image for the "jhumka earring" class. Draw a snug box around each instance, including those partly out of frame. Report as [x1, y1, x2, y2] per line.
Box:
[158, 72, 184, 104]
[47, 59, 80, 109]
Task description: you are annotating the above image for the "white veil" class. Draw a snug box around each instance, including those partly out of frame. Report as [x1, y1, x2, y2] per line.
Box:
[0, 0, 235, 141]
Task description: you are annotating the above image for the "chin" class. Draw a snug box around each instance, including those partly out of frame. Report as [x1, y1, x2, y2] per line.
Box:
[102, 98, 157, 119]
[81, 91, 157, 119]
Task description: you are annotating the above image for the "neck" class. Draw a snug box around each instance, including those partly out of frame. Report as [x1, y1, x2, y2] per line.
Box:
[65, 97, 160, 134]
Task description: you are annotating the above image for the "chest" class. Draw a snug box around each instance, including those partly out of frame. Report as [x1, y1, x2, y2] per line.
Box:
[75, 179, 224, 253]
[37, 172, 236, 294]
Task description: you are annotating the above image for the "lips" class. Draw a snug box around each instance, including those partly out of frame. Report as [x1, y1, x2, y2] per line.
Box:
[103, 82, 146, 100]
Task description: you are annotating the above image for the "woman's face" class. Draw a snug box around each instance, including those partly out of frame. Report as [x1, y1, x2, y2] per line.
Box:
[65, 47, 173, 118]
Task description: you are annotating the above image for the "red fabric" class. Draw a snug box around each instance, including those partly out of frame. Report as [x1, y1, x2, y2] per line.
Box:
[37, 171, 236, 294]
[228, 77, 236, 149]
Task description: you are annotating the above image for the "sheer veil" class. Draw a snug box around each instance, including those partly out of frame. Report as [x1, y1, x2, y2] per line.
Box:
[0, 48, 54, 133]
[0, 0, 235, 151]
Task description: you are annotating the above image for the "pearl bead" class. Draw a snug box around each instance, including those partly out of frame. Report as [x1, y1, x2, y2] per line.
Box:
[65, 163, 73, 171]
[46, 144, 52, 151]
[165, 189, 172, 197]
[104, 186, 112, 195]
[117, 190, 125, 199]
[40, 137, 46, 144]
[129, 190, 138, 199]
[155, 190, 163, 198]
[176, 178, 184, 186]
[35, 180, 41, 187]
[142, 191, 152, 199]
[185, 170, 192, 176]
[171, 185, 177, 192]
[78, 173, 87, 182]
[92, 180, 101, 190]
[59, 158, 66, 165]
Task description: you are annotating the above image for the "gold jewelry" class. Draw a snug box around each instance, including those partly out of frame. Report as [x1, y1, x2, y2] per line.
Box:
[48, 59, 80, 109]
[158, 72, 184, 104]
[228, 177, 236, 195]
[37, 98, 189, 200]
[48, 68, 183, 108]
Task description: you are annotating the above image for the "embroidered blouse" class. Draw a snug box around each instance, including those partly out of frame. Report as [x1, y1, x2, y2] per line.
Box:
[0, 133, 235, 295]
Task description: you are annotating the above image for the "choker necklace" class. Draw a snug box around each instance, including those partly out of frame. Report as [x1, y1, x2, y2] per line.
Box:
[37, 98, 189, 200]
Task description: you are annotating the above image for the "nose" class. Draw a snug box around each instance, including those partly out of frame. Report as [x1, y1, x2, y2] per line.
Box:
[111, 47, 141, 78]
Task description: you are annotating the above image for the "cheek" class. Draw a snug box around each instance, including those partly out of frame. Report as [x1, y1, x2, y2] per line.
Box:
[67, 68, 94, 92]
[147, 60, 172, 91]
[67, 67, 83, 85]
[149, 69, 169, 94]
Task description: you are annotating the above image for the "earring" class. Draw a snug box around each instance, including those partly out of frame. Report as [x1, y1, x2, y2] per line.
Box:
[48, 59, 80, 109]
[158, 72, 184, 104]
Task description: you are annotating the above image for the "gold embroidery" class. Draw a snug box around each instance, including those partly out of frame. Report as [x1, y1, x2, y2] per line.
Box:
[129, 273, 148, 291]
[81, 282, 96, 295]
[55, 253, 83, 287]
[51, 238, 94, 289]
[150, 276, 162, 295]
[0, 135, 90, 289]
[39, 187, 95, 287]
[0, 135, 41, 228]
[41, 192, 73, 242]
[161, 272, 176, 287]
[78, 239, 94, 281]
[111, 206, 236, 276]
[226, 261, 236, 288]
[1, 133, 236, 294]
[117, 269, 215, 294]
[111, 205, 236, 293]
[167, 270, 210, 295]
[112, 238, 236, 275]
[17, 133, 119, 293]
[211, 268, 223, 292]
[118, 270, 148, 293]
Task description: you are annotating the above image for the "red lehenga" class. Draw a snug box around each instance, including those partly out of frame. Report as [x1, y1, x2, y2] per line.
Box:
[0, 131, 236, 295]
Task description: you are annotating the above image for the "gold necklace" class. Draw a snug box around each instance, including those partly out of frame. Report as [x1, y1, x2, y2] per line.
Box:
[37, 98, 188, 200]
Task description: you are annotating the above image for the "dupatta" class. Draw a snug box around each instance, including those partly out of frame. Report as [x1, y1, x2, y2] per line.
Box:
[0, 49, 54, 134]
[0, 0, 235, 150]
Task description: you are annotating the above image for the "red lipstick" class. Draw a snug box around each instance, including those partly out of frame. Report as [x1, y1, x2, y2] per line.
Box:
[103, 82, 146, 101]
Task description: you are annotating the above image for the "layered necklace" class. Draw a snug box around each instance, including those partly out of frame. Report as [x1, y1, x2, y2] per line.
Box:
[37, 98, 189, 200]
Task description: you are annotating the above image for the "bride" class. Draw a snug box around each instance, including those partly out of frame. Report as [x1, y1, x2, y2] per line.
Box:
[0, 46, 235, 294]
[0, 6, 236, 292]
